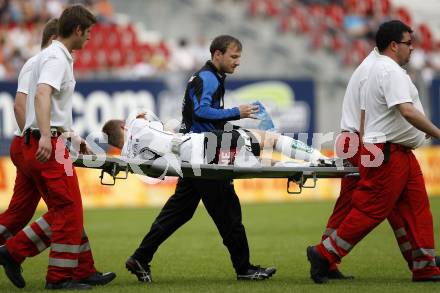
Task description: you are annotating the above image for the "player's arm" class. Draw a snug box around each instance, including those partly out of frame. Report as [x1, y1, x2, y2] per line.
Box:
[193, 73, 257, 120]
[397, 103, 440, 139]
[14, 92, 27, 132]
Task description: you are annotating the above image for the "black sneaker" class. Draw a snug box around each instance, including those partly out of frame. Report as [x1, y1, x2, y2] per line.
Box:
[237, 265, 277, 280]
[45, 280, 92, 290]
[306, 246, 329, 284]
[328, 268, 354, 280]
[0, 245, 25, 288]
[79, 271, 116, 286]
[125, 256, 152, 283]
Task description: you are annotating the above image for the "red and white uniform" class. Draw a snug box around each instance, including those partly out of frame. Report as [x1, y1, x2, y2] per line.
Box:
[4, 40, 92, 283]
[0, 51, 97, 280]
[318, 54, 439, 280]
[325, 48, 413, 269]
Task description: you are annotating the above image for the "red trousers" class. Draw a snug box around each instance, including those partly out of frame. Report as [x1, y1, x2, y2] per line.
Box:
[318, 143, 440, 280]
[0, 136, 41, 243]
[323, 134, 413, 270]
[4, 135, 95, 282]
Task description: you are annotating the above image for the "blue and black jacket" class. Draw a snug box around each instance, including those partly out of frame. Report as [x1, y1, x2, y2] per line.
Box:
[180, 61, 241, 134]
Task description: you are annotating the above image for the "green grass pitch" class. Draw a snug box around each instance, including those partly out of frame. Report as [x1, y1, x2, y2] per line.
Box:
[1, 198, 440, 292]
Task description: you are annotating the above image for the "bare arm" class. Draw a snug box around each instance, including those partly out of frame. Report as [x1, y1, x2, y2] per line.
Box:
[397, 103, 440, 139]
[14, 92, 27, 132]
[35, 84, 53, 162]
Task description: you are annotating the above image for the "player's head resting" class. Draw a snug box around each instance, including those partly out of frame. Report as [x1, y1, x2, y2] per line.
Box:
[210, 35, 242, 58]
[41, 18, 59, 49]
[58, 4, 97, 48]
[375, 20, 413, 53]
[102, 119, 125, 149]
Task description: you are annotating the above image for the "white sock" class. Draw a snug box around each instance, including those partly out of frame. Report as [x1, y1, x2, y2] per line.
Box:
[274, 136, 327, 163]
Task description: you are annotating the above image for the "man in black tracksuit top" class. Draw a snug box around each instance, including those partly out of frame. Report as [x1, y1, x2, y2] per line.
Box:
[125, 35, 277, 282]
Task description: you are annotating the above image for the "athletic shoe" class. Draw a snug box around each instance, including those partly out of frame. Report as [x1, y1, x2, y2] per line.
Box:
[306, 246, 329, 284]
[125, 256, 152, 283]
[237, 264, 277, 280]
[327, 268, 354, 279]
[45, 280, 92, 290]
[79, 271, 116, 286]
[0, 245, 25, 288]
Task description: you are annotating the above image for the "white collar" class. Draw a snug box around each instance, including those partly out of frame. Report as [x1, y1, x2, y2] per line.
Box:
[51, 40, 73, 62]
[378, 54, 406, 73]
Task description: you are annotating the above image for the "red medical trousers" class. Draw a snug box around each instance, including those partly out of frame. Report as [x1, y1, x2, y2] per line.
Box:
[318, 143, 440, 279]
[0, 136, 41, 243]
[4, 135, 94, 282]
[323, 135, 413, 270]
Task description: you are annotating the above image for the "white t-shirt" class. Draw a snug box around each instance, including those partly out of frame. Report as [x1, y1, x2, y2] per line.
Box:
[340, 48, 380, 132]
[13, 55, 38, 136]
[23, 40, 76, 132]
[363, 55, 426, 149]
[122, 115, 203, 160]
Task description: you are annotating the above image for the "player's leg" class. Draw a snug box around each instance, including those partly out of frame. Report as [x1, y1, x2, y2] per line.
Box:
[198, 178, 276, 279]
[249, 129, 328, 163]
[127, 177, 201, 283]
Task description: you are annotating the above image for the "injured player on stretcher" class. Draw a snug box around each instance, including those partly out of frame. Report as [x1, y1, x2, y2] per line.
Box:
[101, 111, 331, 168]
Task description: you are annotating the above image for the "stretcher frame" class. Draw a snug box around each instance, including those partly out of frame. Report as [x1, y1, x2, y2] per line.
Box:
[72, 155, 359, 194]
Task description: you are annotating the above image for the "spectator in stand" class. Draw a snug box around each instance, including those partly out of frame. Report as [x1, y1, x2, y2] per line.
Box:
[168, 38, 196, 72]
[94, 0, 114, 22]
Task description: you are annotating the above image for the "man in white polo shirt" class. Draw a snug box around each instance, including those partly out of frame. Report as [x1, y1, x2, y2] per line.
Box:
[0, 5, 101, 290]
[308, 20, 440, 283]
[319, 45, 425, 278]
[0, 19, 59, 245]
[0, 18, 116, 288]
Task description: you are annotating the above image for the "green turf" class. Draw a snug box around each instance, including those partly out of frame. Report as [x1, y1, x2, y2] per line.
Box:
[1, 198, 440, 292]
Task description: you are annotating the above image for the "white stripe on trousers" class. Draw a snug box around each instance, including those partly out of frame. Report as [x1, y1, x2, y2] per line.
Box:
[23, 226, 47, 252]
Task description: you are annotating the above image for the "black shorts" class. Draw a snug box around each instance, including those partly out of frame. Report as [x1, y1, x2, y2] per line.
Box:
[203, 129, 260, 165]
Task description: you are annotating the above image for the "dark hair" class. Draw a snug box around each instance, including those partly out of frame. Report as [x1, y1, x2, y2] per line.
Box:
[209, 35, 242, 58]
[102, 119, 124, 148]
[58, 4, 97, 38]
[375, 20, 413, 52]
[41, 18, 59, 49]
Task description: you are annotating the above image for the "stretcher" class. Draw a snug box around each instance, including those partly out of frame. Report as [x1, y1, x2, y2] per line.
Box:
[72, 155, 359, 194]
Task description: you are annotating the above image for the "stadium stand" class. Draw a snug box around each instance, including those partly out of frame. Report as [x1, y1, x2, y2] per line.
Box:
[1, 0, 439, 81]
[248, 0, 439, 68]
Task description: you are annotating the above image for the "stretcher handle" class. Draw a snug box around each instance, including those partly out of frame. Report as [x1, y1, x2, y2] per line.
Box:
[99, 163, 129, 186]
[301, 171, 317, 189]
[287, 171, 318, 195]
